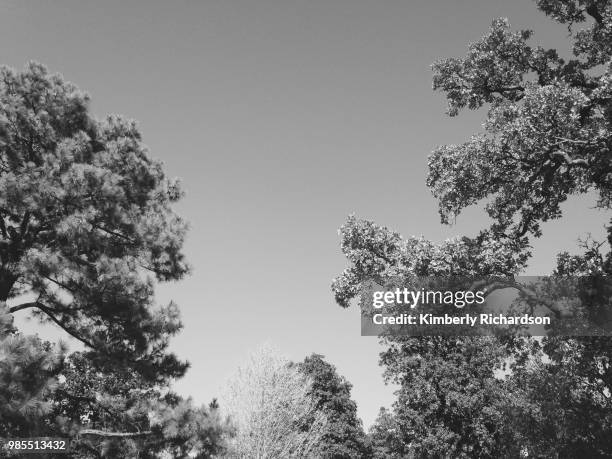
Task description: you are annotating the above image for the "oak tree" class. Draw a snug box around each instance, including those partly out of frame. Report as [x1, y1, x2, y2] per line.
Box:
[332, 1, 612, 456]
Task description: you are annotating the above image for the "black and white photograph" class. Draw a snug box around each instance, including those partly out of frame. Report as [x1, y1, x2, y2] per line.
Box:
[1, 1, 612, 457]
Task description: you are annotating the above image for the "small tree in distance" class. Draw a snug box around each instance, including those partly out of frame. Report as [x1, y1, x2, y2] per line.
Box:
[221, 344, 327, 458]
[297, 353, 370, 458]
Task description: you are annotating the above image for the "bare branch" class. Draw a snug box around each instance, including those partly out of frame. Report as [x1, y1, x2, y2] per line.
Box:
[474, 278, 570, 319]
[551, 150, 589, 167]
[553, 136, 591, 145]
[8, 301, 39, 313]
[79, 429, 152, 438]
[9, 300, 96, 349]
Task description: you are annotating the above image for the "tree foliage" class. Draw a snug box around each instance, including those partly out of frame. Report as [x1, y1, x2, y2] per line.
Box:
[429, 3, 612, 242]
[51, 353, 230, 458]
[368, 408, 406, 459]
[333, 1, 612, 457]
[297, 353, 370, 458]
[0, 304, 65, 438]
[1, 62, 188, 381]
[0, 63, 231, 457]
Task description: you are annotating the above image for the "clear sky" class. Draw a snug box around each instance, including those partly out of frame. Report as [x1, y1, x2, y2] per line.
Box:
[3, 0, 610, 428]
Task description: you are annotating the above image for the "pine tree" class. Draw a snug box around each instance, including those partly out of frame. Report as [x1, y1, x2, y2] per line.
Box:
[0, 62, 231, 457]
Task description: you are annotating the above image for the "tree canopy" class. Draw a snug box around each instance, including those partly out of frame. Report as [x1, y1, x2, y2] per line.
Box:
[0, 62, 230, 457]
[1, 62, 189, 381]
[220, 345, 326, 458]
[333, 1, 612, 457]
[297, 353, 370, 458]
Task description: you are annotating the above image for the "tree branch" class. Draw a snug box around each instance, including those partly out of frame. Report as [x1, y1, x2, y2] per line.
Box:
[38, 305, 96, 349]
[92, 224, 135, 244]
[79, 429, 152, 438]
[8, 301, 39, 313]
[9, 300, 96, 349]
[20, 211, 30, 238]
[473, 278, 570, 319]
[42, 274, 77, 294]
[586, 4, 603, 25]
[553, 136, 590, 145]
[551, 150, 589, 167]
[0, 213, 7, 239]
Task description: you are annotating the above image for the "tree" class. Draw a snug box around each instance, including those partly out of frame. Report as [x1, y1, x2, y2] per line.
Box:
[297, 353, 370, 458]
[220, 345, 326, 458]
[502, 246, 612, 457]
[0, 62, 231, 456]
[333, 217, 525, 457]
[428, 1, 612, 247]
[368, 408, 406, 459]
[332, 1, 612, 456]
[52, 353, 230, 458]
[1, 62, 188, 381]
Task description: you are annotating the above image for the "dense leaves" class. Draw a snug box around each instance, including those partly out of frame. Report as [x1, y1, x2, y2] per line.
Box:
[368, 408, 405, 459]
[0, 304, 65, 438]
[333, 1, 612, 457]
[1, 62, 188, 381]
[48, 353, 230, 458]
[297, 354, 370, 458]
[429, 5, 612, 241]
[0, 63, 231, 457]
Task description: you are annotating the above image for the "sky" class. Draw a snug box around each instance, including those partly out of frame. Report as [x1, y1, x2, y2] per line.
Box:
[3, 0, 610, 428]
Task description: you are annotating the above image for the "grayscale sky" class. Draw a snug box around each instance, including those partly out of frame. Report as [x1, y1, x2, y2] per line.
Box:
[3, 0, 609, 428]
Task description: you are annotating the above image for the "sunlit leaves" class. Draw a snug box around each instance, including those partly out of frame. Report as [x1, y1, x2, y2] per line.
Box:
[429, 8, 612, 242]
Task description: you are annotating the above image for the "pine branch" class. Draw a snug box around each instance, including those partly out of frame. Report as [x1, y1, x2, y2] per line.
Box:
[8, 301, 39, 313]
[9, 300, 96, 349]
[79, 429, 152, 438]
